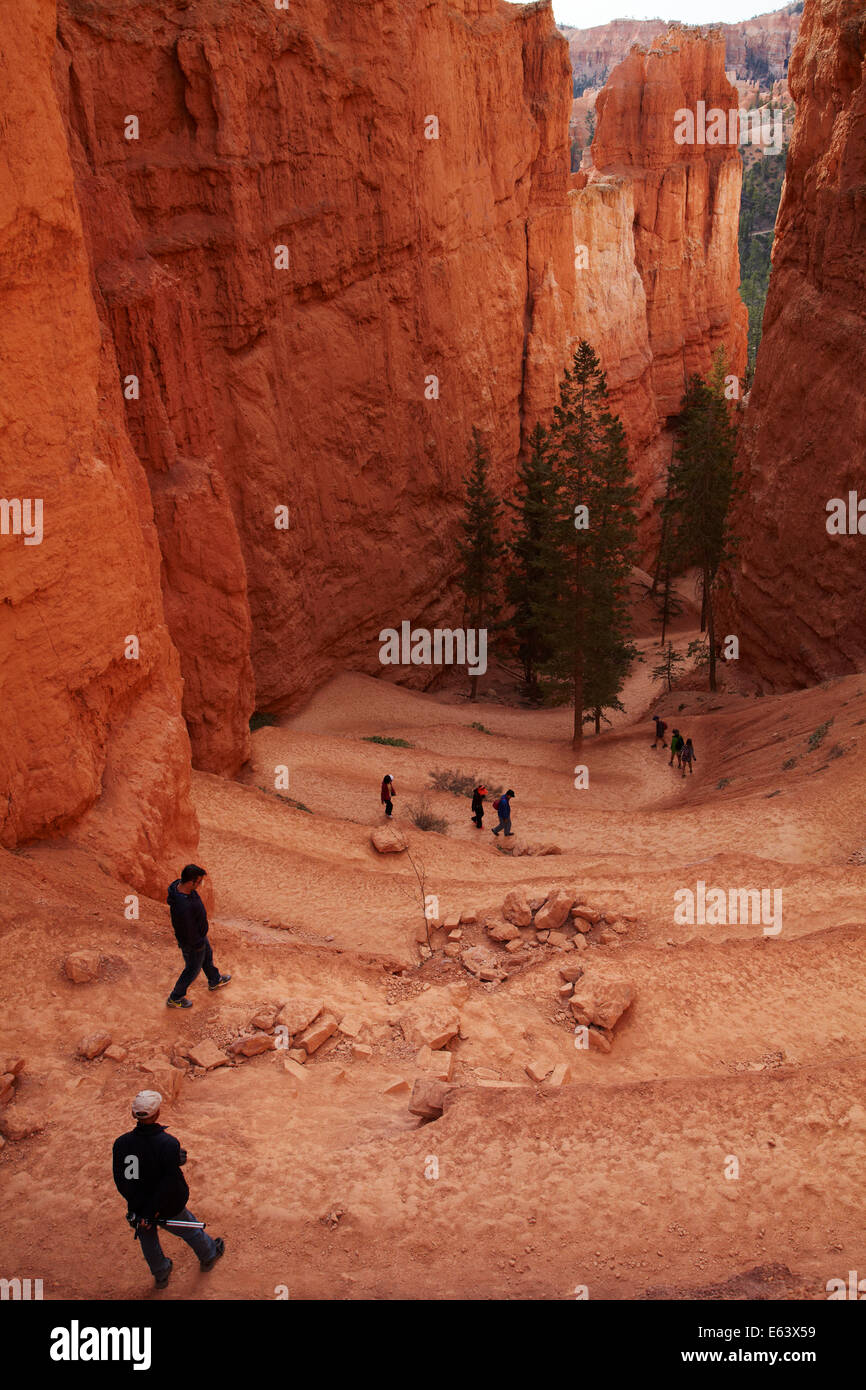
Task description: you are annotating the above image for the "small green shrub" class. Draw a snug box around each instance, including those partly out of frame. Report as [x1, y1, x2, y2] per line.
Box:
[782, 757, 797, 771]
[363, 735, 414, 748]
[827, 743, 845, 761]
[428, 769, 504, 798]
[807, 718, 833, 751]
[469, 721, 493, 735]
[716, 777, 731, 790]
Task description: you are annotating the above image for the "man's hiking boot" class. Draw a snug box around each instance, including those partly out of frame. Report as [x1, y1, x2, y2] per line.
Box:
[166, 996, 192, 1009]
[200, 1237, 225, 1272]
[208, 974, 232, 991]
[155, 1260, 173, 1289]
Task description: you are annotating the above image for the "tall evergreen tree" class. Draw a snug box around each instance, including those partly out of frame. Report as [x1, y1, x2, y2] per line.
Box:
[663, 350, 739, 692]
[543, 342, 639, 749]
[504, 423, 558, 702]
[456, 427, 504, 703]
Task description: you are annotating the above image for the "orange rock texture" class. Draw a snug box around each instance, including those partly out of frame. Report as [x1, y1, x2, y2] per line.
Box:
[1, 0, 751, 870]
[0, 0, 197, 892]
[54, 0, 576, 723]
[563, 7, 802, 91]
[572, 27, 748, 539]
[720, 0, 866, 685]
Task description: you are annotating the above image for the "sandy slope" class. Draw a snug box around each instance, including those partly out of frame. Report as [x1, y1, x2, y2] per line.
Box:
[1, 637, 865, 1300]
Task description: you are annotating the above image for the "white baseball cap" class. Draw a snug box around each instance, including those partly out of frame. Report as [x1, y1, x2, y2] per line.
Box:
[132, 1089, 162, 1119]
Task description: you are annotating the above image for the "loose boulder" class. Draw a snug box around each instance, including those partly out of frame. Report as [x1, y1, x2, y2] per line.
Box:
[408, 1076, 453, 1120]
[64, 950, 102, 984]
[277, 998, 324, 1036]
[502, 888, 532, 927]
[371, 826, 407, 854]
[78, 1031, 112, 1060]
[569, 975, 635, 1032]
[535, 890, 574, 933]
[296, 1013, 339, 1055]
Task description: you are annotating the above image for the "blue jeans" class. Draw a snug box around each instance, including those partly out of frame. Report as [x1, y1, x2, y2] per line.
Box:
[137, 1207, 217, 1276]
[170, 940, 221, 999]
[492, 814, 511, 836]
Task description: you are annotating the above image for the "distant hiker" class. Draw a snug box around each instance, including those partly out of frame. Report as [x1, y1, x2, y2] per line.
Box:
[669, 729, 684, 768]
[381, 774, 396, 818]
[166, 865, 230, 1010]
[681, 737, 697, 777]
[652, 714, 668, 748]
[113, 1089, 225, 1290]
[491, 789, 515, 838]
[471, 784, 487, 828]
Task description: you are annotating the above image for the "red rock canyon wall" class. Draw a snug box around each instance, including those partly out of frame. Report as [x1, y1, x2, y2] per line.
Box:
[720, 0, 866, 685]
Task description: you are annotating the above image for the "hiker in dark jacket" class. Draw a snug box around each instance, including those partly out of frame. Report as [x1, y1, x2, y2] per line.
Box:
[652, 714, 668, 748]
[471, 785, 487, 828]
[681, 737, 697, 777]
[669, 729, 684, 768]
[491, 789, 515, 837]
[112, 1089, 224, 1289]
[166, 864, 230, 1010]
[381, 774, 396, 817]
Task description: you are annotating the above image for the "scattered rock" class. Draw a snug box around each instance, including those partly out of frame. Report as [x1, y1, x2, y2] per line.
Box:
[477, 1079, 523, 1089]
[78, 1031, 112, 1060]
[447, 928, 462, 941]
[351, 1043, 373, 1061]
[557, 983, 574, 1000]
[64, 950, 102, 984]
[103, 1045, 127, 1063]
[408, 1076, 453, 1119]
[249, 1005, 281, 1031]
[572, 907, 601, 926]
[230, 1031, 277, 1058]
[525, 1059, 553, 1082]
[547, 930, 569, 948]
[371, 826, 407, 854]
[444, 943, 462, 958]
[502, 887, 532, 927]
[569, 975, 635, 1032]
[461, 945, 506, 982]
[0, 1106, 45, 1141]
[546, 1063, 570, 1088]
[297, 1014, 339, 1055]
[574, 933, 588, 952]
[460, 910, 478, 924]
[382, 1076, 410, 1096]
[486, 919, 520, 943]
[401, 1002, 460, 1050]
[288, 1048, 307, 1064]
[277, 998, 324, 1036]
[0, 1075, 16, 1105]
[337, 1012, 367, 1039]
[587, 1027, 613, 1053]
[3, 1058, 25, 1076]
[443, 915, 461, 931]
[415, 1046, 453, 1081]
[186, 1039, 229, 1070]
[535, 890, 574, 933]
[597, 927, 620, 945]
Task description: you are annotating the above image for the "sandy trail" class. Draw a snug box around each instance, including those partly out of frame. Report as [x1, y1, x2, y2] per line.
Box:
[1, 654, 865, 1300]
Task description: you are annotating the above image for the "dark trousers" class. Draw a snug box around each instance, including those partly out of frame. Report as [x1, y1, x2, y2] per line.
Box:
[170, 940, 220, 999]
[492, 814, 512, 836]
[137, 1207, 217, 1277]
[384, 800, 393, 817]
[472, 810, 483, 827]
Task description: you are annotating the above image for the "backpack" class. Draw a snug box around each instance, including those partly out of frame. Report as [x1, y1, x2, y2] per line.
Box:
[493, 796, 503, 812]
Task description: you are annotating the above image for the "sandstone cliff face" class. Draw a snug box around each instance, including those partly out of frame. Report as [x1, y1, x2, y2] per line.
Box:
[572, 27, 748, 538]
[0, 0, 197, 891]
[55, 0, 576, 721]
[720, 0, 866, 685]
[563, 6, 802, 91]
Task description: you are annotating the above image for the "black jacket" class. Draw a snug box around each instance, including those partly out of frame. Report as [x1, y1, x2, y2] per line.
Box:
[112, 1122, 190, 1220]
[167, 879, 209, 951]
[471, 789, 485, 815]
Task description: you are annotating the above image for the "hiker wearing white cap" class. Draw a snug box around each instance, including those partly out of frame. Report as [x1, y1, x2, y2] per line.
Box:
[112, 1090, 224, 1289]
[380, 774, 396, 817]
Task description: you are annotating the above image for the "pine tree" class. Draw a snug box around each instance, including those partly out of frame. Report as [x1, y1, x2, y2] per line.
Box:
[503, 423, 559, 702]
[543, 342, 639, 748]
[663, 350, 739, 692]
[455, 428, 504, 703]
[651, 641, 686, 693]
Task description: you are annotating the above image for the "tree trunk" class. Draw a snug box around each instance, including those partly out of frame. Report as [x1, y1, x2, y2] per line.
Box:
[594, 706, 601, 735]
[706, 566, 717, 692]
[469, 674, 478, 703]
[572, 538, 584, 751]
[700, 579, 707, 633]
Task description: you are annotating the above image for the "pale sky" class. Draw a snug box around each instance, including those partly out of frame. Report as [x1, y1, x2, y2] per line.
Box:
[545, 2, 789, 26]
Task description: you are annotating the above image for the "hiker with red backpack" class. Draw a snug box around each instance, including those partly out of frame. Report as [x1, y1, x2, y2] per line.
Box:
[491, 789, 515, 838]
